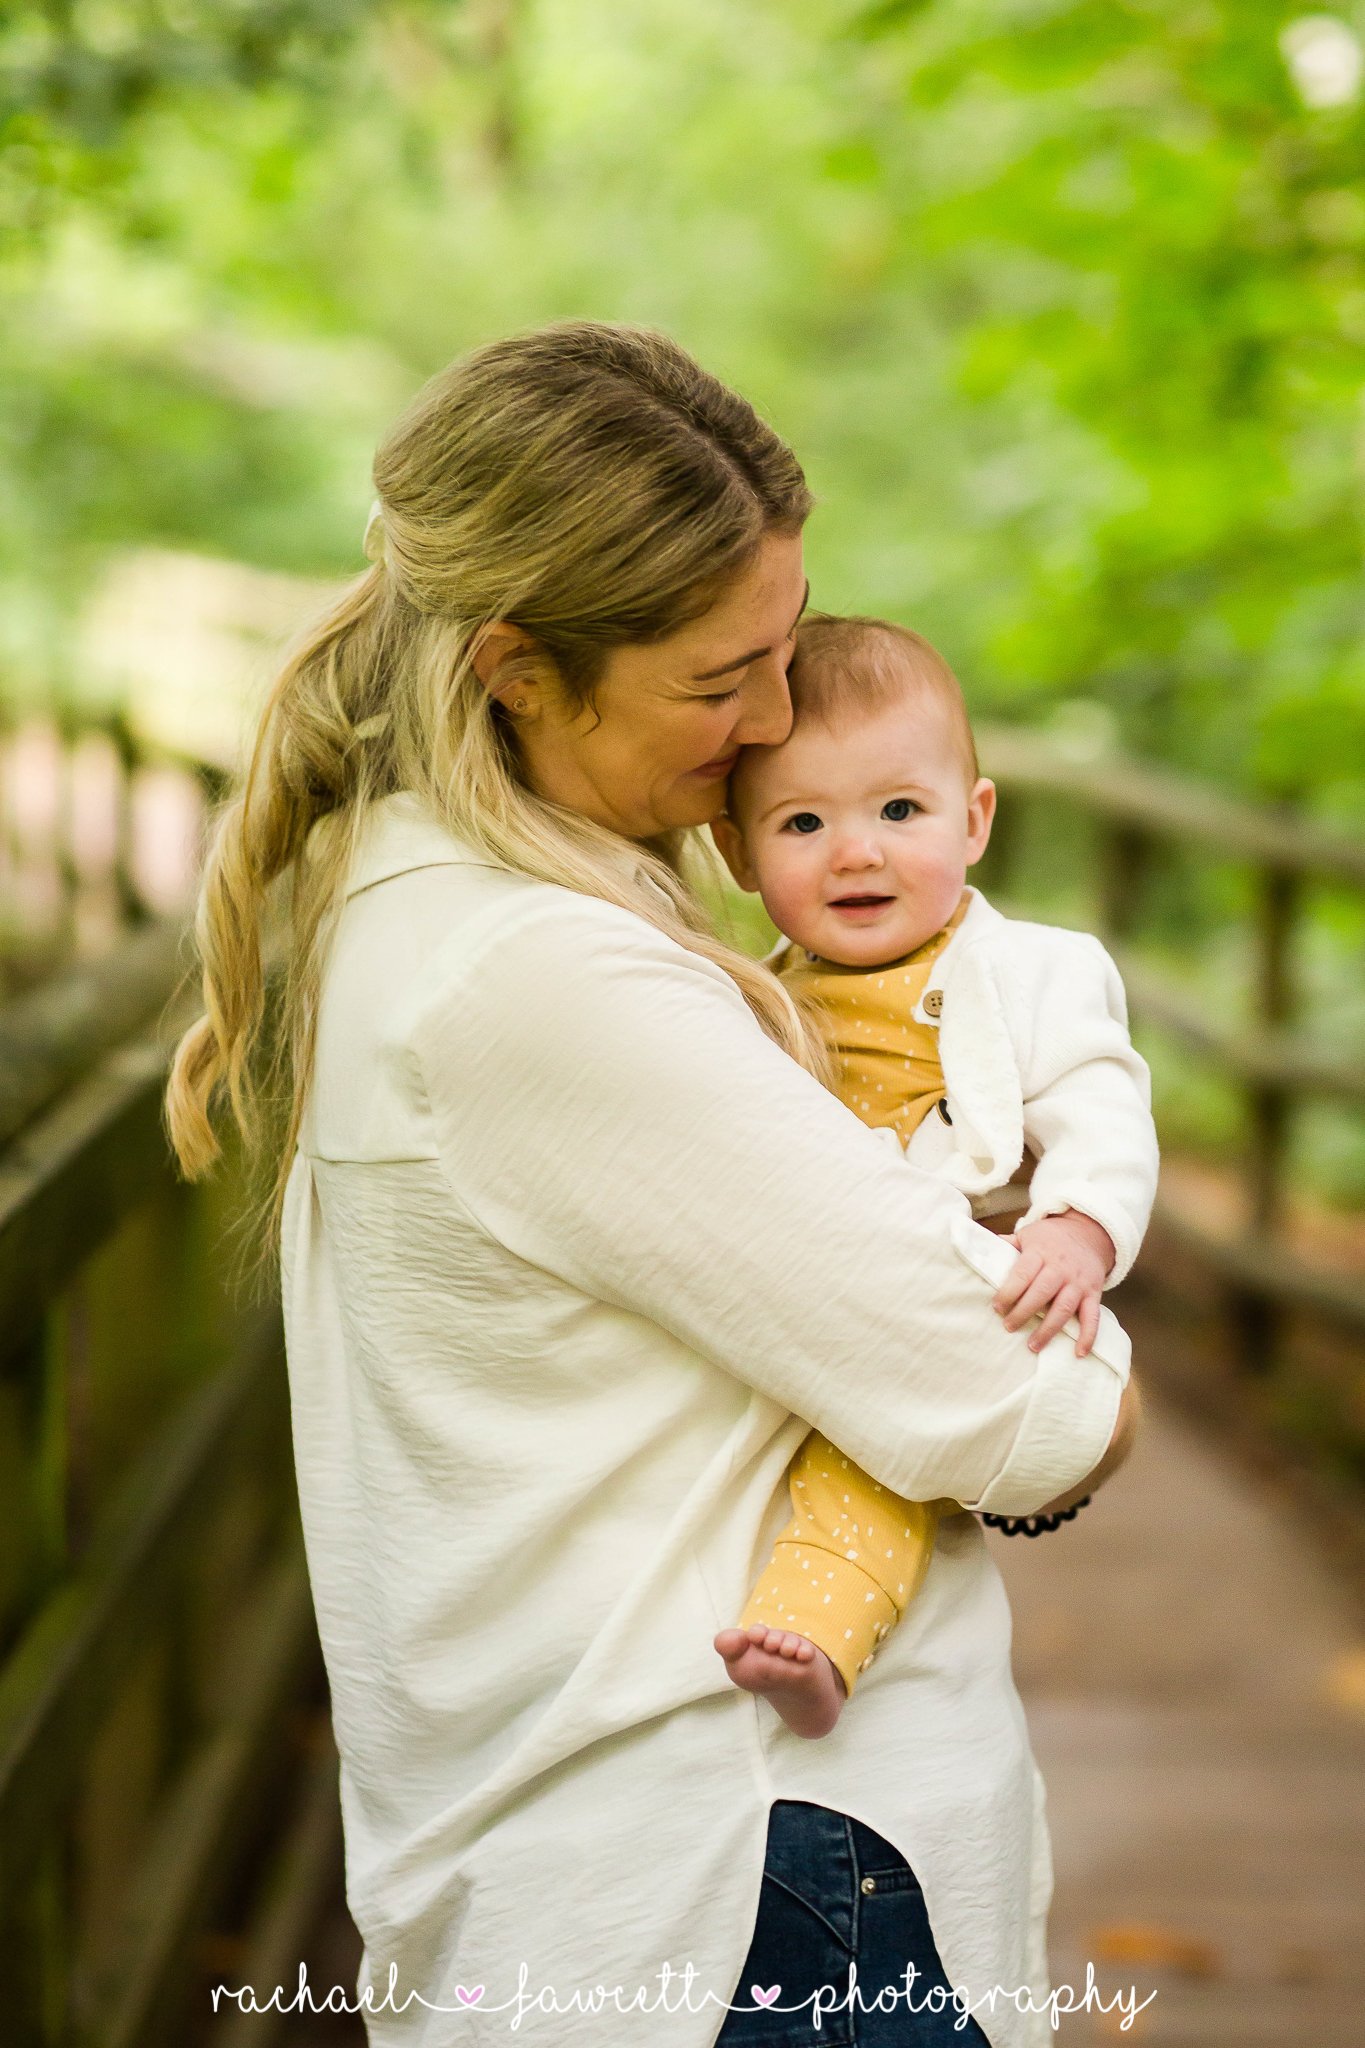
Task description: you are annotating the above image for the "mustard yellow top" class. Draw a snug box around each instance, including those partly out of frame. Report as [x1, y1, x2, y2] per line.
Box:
[772, 893, 970, 1145]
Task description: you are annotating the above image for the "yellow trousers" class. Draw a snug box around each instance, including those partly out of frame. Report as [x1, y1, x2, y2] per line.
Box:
[738, 1430, 942, 1697]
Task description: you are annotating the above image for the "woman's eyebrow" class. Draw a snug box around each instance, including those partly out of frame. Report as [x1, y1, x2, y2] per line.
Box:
[691, 581, 811, 681]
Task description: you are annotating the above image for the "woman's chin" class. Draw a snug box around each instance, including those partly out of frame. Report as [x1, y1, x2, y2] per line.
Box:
[659, 782, 729, 832]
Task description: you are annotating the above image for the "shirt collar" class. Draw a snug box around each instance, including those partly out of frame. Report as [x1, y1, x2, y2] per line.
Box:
[341, 790, 497, 900]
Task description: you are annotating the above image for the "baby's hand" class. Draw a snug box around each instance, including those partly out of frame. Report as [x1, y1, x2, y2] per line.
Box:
[991, 1211, 1116, 1357]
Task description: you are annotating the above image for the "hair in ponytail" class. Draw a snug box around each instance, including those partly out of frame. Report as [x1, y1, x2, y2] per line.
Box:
[164, 321, 822, 1256]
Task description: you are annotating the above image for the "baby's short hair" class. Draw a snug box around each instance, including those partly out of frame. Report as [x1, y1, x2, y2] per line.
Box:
[786, 614, 979, 782]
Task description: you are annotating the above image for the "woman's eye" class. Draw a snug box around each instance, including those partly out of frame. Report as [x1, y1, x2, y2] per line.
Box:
[703, 686, 742, 704]
[784, 812, 823, 835]
[882, 798, 920, 822]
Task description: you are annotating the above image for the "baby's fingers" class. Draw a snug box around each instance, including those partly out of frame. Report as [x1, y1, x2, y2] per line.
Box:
[1002, 1267, 1063, 1334]
[993, 1250, 1042, 1317]
[1076, 1292, 1102, 1358]
[1028, 1282, 1083, 1353]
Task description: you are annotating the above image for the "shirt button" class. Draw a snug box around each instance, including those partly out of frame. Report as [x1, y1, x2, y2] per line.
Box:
[860, 1877, 877, 1895]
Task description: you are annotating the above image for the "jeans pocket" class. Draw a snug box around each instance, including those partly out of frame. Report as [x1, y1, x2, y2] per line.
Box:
[717, 1869, 856, 2046]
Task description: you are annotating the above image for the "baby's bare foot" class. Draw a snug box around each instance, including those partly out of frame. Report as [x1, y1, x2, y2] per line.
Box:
[714, 1623, 846, 1739]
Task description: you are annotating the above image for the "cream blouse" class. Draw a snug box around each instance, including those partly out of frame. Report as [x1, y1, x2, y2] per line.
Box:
[280, 791, 1129, 2048]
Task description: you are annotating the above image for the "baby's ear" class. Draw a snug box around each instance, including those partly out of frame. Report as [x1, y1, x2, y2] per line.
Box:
[709, 814, 758, 892]
[965, 777, 997, 866]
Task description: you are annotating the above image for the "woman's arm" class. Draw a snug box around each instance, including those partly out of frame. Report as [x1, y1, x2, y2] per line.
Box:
[409, 888, 1130, 1519]
[1036, 1371, 1141, 1517]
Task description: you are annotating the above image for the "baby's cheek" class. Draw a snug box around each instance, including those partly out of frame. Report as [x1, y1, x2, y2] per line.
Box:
[755, 844, 821, 939]
[904, 840, 968, 911]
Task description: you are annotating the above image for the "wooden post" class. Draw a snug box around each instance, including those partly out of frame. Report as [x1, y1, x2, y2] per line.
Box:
[1233, 863, 1300, 1371]
[34, 1304, 71, 1589]
[109, 711, 146, 929]
[0, 707, 14, 960]
[1097, 820, 1151, 944]
[0, 1837, 69, 2046]
[55, 710, 81, 964]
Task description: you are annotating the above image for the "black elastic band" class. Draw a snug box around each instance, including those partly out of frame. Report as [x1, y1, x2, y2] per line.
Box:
[979, 1495, 1092, 1538]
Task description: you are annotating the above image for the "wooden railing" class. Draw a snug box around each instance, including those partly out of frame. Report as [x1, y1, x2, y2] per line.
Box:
[977, 725, 1365, 1383]
[0, 707, 223, 1001]
[0, 788, 339, 2042]
[2, 711, 1362, 2042]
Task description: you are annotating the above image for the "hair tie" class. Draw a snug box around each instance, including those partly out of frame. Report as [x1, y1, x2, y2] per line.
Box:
[980, 1495, 1092, 1538]
[363, 497, 386, 562]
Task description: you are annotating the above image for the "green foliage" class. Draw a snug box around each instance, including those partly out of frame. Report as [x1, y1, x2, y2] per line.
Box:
[1, 3, 1361, 1211]
[2, 0, 1363, 822]
[861, 0, 1365, 800]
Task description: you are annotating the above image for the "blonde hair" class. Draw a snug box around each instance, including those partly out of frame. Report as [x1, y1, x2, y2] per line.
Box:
[786, 614, 979, 781]
[164, 322, 823, 1256]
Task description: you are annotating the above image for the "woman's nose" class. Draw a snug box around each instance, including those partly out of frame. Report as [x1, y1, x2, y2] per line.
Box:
[734, 656, 793, 748]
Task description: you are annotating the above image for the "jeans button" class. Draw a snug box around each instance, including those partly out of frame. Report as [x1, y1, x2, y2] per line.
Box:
[860, 1877, 877, 1895]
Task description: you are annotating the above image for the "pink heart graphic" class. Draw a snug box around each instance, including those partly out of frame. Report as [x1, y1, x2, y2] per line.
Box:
[455, 1986, 485, 2007]
[750, 1985, 781, 2007]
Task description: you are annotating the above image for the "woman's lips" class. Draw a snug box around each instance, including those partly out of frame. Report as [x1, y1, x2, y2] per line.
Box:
[691, 750, 741, 780]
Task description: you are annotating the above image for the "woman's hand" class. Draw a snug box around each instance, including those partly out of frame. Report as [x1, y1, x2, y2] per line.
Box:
[992, 1209, 1116, 1356]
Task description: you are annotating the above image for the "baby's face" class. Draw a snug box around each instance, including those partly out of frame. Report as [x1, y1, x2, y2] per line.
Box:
[716, 693, 995, 967]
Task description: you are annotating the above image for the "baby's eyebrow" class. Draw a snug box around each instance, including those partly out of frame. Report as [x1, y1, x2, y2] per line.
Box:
[754, 792, 824, 824]
[753, 777, 935, 824]
[869, 779, 936, 799]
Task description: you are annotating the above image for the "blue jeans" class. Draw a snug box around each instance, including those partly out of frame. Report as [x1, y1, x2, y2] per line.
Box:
[716, 1801, 992, 2046]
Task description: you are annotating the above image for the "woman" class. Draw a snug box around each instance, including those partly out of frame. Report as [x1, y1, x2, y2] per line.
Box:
[166, 323, 1137, 2047]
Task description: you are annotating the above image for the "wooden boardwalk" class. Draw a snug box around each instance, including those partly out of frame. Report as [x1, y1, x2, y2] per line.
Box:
[4, 717, 1362, 2045]
[276, 1365, 1365, 2048]
[996, 1377, 1365, 2045]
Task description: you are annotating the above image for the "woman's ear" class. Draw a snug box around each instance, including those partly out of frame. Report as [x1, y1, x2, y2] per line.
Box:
[470, 622, 546, 716]
[709, 813, 759, 892]
[964, 777, 997, 867]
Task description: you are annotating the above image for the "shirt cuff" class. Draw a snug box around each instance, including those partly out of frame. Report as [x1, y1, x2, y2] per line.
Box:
[946, 1213, 1131, 1518]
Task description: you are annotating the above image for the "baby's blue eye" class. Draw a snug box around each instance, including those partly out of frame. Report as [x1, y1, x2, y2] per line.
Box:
[784, 812, 823, 834]
[882, 798, 920, 822]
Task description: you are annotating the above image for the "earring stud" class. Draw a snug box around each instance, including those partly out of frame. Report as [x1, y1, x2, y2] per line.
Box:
[513, 697, 527, 712]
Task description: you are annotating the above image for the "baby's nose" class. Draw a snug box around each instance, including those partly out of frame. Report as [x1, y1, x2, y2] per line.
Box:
[831, 833, 883, 869]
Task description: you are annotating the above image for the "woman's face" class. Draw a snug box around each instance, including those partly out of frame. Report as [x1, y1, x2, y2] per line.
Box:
[511, 531, 809, 841]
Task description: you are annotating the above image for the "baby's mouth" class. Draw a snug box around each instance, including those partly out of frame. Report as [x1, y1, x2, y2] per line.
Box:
[829, 893, 895, 912]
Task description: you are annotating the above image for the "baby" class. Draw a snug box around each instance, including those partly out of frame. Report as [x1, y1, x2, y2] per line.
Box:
[710, 615, 1159, 1738]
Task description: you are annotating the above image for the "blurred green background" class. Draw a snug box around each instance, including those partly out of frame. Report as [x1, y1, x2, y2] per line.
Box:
[5, 0, 1365, 787]
[3, 0, 1364, 1200]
